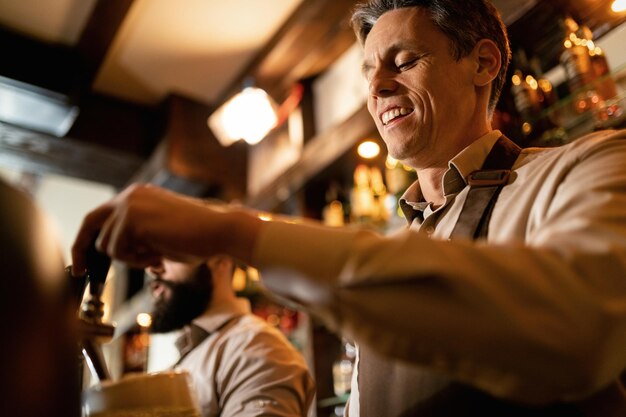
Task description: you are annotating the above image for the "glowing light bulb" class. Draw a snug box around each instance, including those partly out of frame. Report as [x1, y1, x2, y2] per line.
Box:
[208, 87, 278, 146]
[221, 88, 277, 145]
[136, 313, 152, 328]
[612, 0, 626, 12]
[357, 140, 380, 159]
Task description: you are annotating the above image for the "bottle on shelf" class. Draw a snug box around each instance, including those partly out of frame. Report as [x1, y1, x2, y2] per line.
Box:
[529, 56, 558, 109]
[349, 164, 390, 227]
[559, 15, 622, 126]
[560, 16, 602, 114]
[369, 166, 390, 225]
[589, 45, 618, 102]
[510, 49, 563, 144]
[350, 164, 374, 223]
[332, 340, 356, 397]
[323, 181, 347, 227]
[510, 48, 543, 138]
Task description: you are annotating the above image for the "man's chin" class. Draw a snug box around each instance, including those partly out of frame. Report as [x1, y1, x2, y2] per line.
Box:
[149, 323, 185, 334]
[149, 311, 189, 334]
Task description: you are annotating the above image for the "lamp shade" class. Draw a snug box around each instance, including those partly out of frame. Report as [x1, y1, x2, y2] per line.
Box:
[208, 87, 278, 146]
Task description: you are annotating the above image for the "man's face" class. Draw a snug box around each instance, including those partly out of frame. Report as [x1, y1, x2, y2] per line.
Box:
[147, 260, 213, 333]
[363, 7, 478, 169]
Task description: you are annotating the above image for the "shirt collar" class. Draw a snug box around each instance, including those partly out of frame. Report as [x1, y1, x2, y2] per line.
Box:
[448, 130, 503, 182]
[398, 130, 503, 223]
[192, 297, 251, 333]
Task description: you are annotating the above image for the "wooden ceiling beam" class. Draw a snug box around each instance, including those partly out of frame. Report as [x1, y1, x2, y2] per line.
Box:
[214, 0, 357, 104]
[76, 0, 135, 92]
[0, 26, 78, 94]
[0, 0, 134, 98]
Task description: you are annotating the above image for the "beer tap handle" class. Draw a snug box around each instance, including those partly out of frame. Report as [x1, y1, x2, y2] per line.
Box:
[85, 238, 111, 298]
[66, 266, 88, 312]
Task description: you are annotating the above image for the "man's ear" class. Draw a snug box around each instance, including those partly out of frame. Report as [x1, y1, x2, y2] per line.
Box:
[472, 39, 501, 87]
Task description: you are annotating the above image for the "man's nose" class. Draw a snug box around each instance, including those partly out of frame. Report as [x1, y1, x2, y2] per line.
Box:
[147, 263, 165, 276]
[369, 68, 398, 98]
[150, 281, 166, 298]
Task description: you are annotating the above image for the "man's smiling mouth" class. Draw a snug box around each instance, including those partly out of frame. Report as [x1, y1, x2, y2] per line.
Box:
[382, 107, 414, 125]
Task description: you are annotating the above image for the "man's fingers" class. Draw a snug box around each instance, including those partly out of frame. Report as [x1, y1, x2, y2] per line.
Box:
[95, 210, 116, 257]
[99, 206, 163, 268]
[71, 203, 115, 276]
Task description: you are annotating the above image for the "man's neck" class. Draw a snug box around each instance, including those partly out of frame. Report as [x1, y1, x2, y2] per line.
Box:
[416, 166, 449, 208]
[413, 126, 493, 207]
[202, 290, 238, 315]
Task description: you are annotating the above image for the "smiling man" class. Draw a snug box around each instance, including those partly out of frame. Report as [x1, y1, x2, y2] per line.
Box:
[72, 0, 626, 416]
[360, 4, 505, 208]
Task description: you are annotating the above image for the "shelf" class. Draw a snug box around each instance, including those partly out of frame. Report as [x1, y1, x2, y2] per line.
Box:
[533, 63, 626, 146]
[245, 105, 377, 211]
[317, 393, 350, 409]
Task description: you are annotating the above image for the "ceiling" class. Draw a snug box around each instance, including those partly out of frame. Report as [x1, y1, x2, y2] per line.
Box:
[0, 0, 544, 108]
[7, 0, 619, 201]
[0, 0, 360, 198]
[0, 0, 303, 106]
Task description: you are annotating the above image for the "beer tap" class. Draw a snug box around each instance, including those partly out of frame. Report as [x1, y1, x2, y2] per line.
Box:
[68, 239, 115, 383]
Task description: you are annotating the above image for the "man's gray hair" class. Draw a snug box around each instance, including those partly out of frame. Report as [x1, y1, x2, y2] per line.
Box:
[351, 0, 511, 114]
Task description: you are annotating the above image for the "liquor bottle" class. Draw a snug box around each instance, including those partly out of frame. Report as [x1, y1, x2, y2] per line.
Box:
[510, 49, 565, 145]
[589, 44, 622, 126]
[350, 164, 375, 223]
[589, 45, 618, 101]
[369, 166, 390, 225]
[323, 181, 347, 227]
[559, 16, 600, 114]
[528, 55, 567, 144]
[510, 49, 563, 142]
[560, 17, 595, 92]
[510, 48, 543, 138]
[529, 56, 558, 108]
[332, 340, 356, 396]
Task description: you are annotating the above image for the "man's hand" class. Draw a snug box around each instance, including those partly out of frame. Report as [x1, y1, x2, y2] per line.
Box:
[71, 184, 262, 275]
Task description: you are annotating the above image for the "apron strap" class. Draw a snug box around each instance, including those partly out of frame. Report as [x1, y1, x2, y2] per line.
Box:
[449, 135, 521, 240]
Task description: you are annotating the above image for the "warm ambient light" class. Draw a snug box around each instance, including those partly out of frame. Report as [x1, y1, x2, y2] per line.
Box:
[612, 0, 626, 12]
[208, 87, 278, 146]
[136, 313, 152, 328]
[258, 213, 273, 221]
[357, 140, 381, 159]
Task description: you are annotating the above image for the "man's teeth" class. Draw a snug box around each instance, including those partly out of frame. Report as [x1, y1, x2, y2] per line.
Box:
[382, 107, 412, 125]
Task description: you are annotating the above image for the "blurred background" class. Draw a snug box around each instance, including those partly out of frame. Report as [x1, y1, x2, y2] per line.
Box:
[1, 1, 626, 415]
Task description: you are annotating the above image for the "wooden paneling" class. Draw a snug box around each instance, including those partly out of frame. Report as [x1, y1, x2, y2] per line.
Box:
[162, 95, 249, 200]
[246, 104, 377, 211]
[0, 122, 142, 188]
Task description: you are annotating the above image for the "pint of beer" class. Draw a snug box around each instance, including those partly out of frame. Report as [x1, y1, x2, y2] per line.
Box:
[83, 371, 200, 417]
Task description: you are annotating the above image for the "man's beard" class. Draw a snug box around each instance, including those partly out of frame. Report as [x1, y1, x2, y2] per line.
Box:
[150, 264, 214, 333]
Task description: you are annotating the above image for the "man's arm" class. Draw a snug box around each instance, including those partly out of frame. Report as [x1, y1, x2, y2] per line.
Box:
[71, 184, 264, 274]
[251, 133, 626, 403]
[215, 323, 315, 417]
[71, 133, 626, 403]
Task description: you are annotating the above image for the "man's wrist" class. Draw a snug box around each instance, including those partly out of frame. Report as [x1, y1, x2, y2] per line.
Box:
[218, 208, 264, 266]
